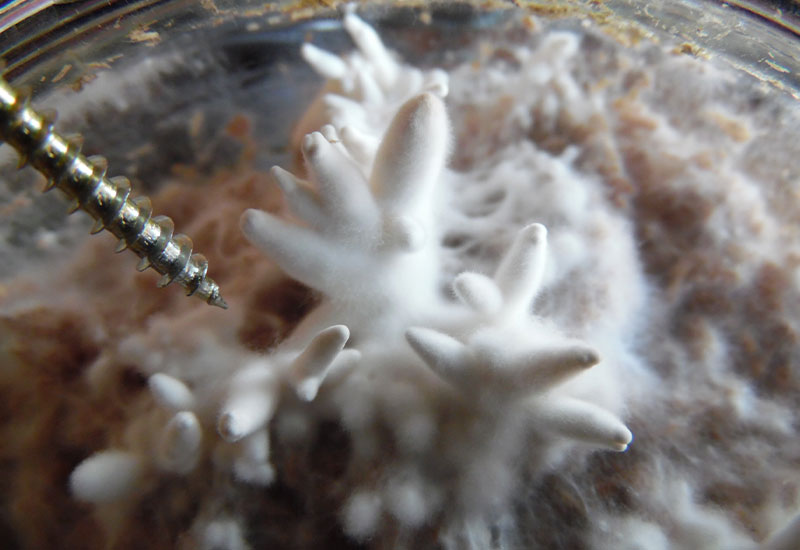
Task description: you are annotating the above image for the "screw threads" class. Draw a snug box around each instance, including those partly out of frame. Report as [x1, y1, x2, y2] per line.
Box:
[0, 77, 227, 309]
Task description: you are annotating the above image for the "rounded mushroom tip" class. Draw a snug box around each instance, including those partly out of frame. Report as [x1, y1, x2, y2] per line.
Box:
[172, 411, 196, 430]
[398, 91, 445, 123]
[296, 378, 321, 402]
[269, 164, 285, 179]
[317, 324, 351, 348]
[69, 451, 143, 503]
[417, 91, 444, 112]
[148, 372, 167, 391]
[343, 11, 366, 33]
[404, 326, 424, 345]
[404, 327, 434, 357]
[418, 90, 437, 103]
[239, 208, 261, 234]
[321, 124, 338, 140]
[300, 42, 314, 56]
[302, 132, 321, 155]
[522, 222, 548, 243]
[217, 412, 243, 442]
[612, 427, 634, 452]
[426, 69, 449, 98]
[582, 348, 601, 367]
[329, 324, 350, 340]
[569, 345, 600, 368]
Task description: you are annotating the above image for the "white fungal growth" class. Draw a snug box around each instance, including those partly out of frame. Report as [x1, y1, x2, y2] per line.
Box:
[67, 12, 643, 548]
[293, 10, 448, 148]
[70, 450, 144, 503]
[528, 397, 633, 451]
[288, 324, 350, 401]
[148, 373, 196, 411]
[217, 362, 278, 442]
[240, 13, 633, 538]
[343, 491, 383, 540]
[242, 90, 451, 337]
[198, 518, 250, 550]
[232, 428, 275, 485]
[156, 411, 203, 474]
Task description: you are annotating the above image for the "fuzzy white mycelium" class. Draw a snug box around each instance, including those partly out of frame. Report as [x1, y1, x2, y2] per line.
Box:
[66, 13, 635, 547]
[63, 11, 800, 550]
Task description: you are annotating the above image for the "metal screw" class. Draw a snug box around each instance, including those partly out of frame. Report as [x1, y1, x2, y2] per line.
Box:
[0, 76, 227, 308]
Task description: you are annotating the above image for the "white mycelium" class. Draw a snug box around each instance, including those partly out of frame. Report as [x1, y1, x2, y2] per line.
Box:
[65, 14, 635, 547]
[61, 11, 800, 550]
[293, 12, 448, 149]
[242, 16, 637, 539]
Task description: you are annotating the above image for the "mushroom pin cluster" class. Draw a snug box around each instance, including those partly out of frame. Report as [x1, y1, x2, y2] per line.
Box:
[68, 13, 635, 548]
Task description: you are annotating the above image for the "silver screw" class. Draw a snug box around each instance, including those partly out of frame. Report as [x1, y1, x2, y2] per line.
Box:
[0, 76, 227, 309]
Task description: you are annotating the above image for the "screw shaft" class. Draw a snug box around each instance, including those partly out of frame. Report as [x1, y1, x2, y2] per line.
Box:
[0, 77, 227, 308]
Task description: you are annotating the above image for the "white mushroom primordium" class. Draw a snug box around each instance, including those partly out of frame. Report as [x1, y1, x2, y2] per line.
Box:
[289, 324, 351, 401]
[405, 222, 632, 452]
[301, 43, 349, 81]
[452, 272, 503, 316]
[293, 11, 448, 147]
[216, 323, 353, 471]
[200, 518, 249, 550]
[217, 362, 278, 443]
[342, 13, 398, 87]
[529, 397, 633, 452]
[343, 491, 383, 540]
[370, 93, 449, 221]
[69, 450, 144, 503]
[239, 19, 634, 537]
[301, 129, 380, 232]
[241, 91, 449, 305]
[65, 13, 642, 546]
[148, 372, 197, 411]
[493, 222, 548, 320]
[318, 348, 363, 389]
[232, 428, 275, 485]
[452, 223, 547, 320]
[156, 411, 203, 474]
[339, 125, 378, 170]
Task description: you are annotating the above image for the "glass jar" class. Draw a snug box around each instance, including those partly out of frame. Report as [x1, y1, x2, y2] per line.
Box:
[1, 2, 798, 549]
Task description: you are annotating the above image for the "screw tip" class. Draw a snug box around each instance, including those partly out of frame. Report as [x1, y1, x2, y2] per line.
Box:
[210, 293, 228, 309]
